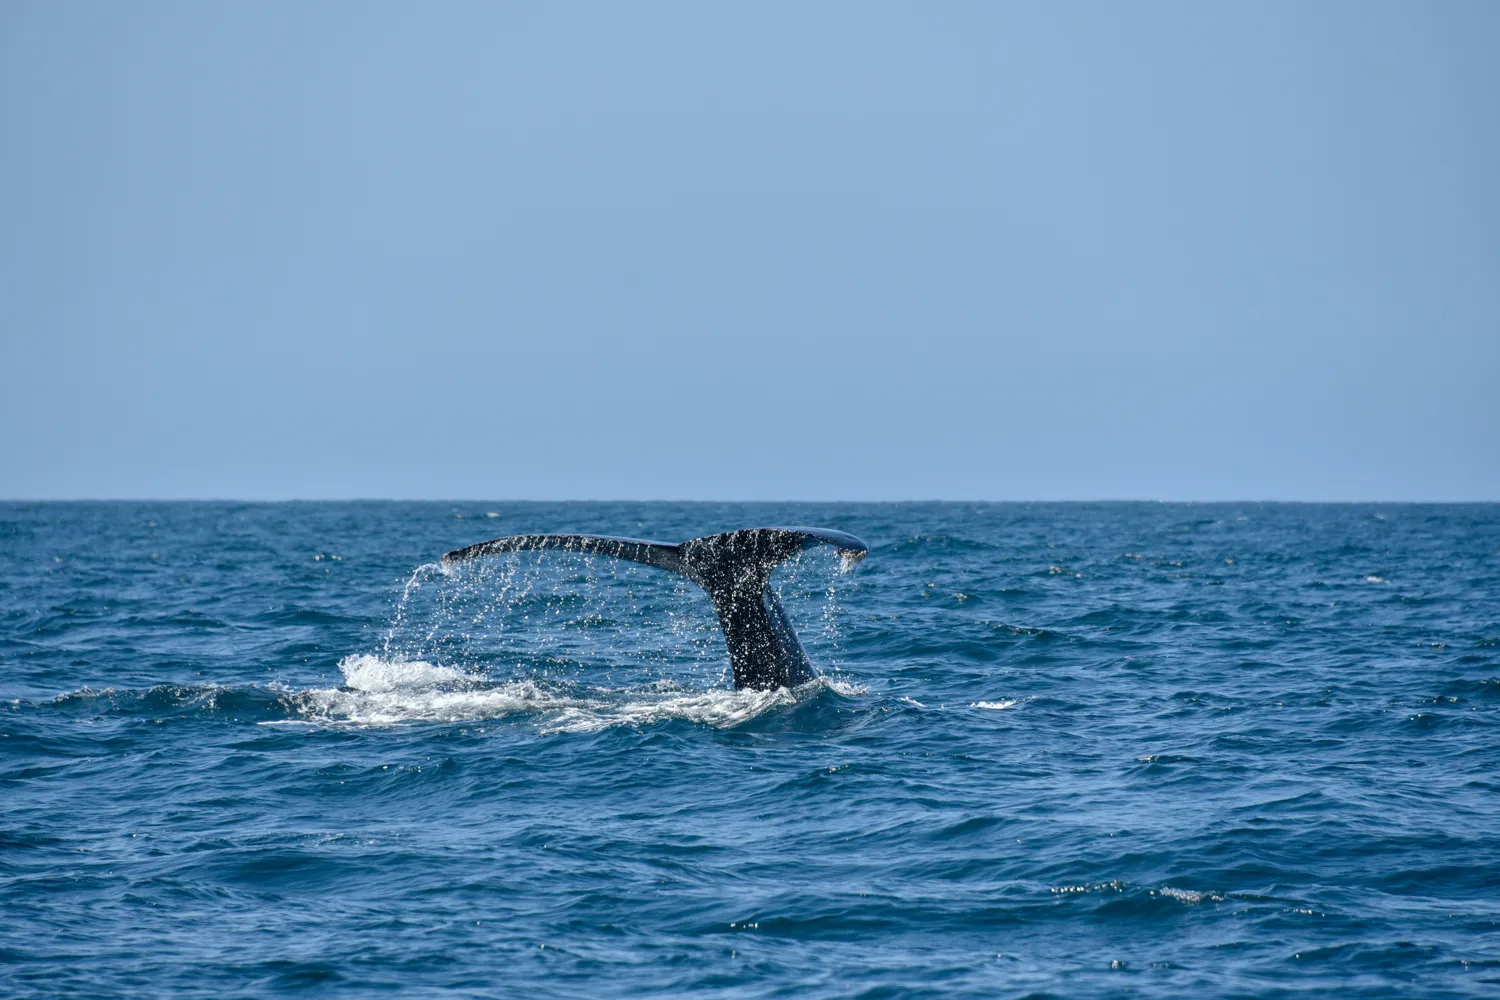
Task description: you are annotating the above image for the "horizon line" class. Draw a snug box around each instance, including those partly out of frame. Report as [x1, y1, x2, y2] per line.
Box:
[3, 497, 1496, 505]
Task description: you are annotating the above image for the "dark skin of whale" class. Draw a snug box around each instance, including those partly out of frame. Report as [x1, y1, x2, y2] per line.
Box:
[441, 527, 868, 691]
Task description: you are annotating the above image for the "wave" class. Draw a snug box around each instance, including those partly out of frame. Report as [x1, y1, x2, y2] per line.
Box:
[35, 682, 283, 719]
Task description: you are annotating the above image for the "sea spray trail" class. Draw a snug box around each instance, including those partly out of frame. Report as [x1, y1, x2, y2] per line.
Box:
[375, 539, 857, 693]
[2, 501, 1499, 998]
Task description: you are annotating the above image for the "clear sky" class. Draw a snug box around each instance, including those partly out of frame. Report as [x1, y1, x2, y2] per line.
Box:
[2, 2, 1495, 501]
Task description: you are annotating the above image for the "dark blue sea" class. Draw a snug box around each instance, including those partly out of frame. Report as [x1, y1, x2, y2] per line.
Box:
[3, 502, 1498, 997]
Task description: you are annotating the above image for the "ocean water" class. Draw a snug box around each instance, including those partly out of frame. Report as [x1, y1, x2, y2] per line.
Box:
[3, 501, 1498, 998]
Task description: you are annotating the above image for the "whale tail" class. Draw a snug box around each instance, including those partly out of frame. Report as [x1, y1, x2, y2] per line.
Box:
[441, 527, 868, 690]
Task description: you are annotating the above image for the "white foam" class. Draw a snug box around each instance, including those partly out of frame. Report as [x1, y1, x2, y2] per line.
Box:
[337, 653, 472, 692]
[1157, 885, 1221, 904]
[287, 675, 585, 728]
[972, 699, 1022, 711]
[278, 654, 844, 731]
[541, 684, 794, 734]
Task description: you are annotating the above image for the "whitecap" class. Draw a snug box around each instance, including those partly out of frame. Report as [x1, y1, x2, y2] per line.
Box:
[1157, 885, 1221, 904]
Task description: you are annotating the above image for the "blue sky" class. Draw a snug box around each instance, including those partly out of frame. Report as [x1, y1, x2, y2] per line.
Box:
[2, 2, 1495, 500]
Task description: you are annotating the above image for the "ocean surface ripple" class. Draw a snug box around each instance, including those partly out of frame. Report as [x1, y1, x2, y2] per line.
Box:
[2, 501, 1498, 997]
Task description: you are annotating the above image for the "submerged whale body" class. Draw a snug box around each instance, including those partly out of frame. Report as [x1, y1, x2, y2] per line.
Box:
[441, 527, 868, 691]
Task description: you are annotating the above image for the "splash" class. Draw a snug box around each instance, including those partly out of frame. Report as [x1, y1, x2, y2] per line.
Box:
[337, 653, 474, 692]
[838, 548, 866, 574]
[274, 653, 850, 731]
[371, 543, 856, 690]
[298, 543, 865, 730]
[377, 550, 728, 683]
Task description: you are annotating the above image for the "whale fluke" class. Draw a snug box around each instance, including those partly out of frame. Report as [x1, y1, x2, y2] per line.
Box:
[441, 527, 868, 691]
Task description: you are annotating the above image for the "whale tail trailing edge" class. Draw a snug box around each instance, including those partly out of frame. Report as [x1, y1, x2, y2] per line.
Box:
[441, 527, 868, 691]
